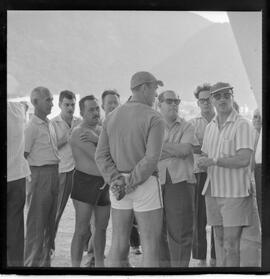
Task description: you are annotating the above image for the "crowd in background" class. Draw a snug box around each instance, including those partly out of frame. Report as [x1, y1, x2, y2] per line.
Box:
[7, 71, 262, 268]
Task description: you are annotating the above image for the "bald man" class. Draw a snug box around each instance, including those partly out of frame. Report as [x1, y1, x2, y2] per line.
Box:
[24, 87, 60, 267]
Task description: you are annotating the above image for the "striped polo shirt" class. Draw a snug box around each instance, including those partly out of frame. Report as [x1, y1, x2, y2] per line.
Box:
[201, 109, 255, 198]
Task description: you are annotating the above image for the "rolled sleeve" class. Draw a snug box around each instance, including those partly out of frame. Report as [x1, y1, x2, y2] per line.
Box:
[235, 121, 254, 152]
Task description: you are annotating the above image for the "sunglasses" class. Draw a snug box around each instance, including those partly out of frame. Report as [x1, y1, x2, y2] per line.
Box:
[162, 98, 181, 105]
[212, 92, 233, 101]
[198, 98, 211, 104]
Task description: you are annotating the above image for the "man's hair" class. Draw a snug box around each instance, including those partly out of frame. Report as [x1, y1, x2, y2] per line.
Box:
[158, 90, 176, 102]
[194, 83, 211, 99]
[30, 86, 50, 105]
[131, 82, 152, 93]
[101, 90, 120, 103]
[79, 95, 97, 113]
[59, 90, 76, 103]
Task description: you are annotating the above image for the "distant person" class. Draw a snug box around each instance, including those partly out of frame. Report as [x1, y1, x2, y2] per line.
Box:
[189, 83, 216, 267]
[24, 87, 60, 267]
[69, 95, 110, 267]
[198, 82, 256, 267]
[51, 90, 81, 253]
[95, 71, 165, 267]
[7, 101, 31, 266]
[252, 108, 262, 221]
[158, 90, 197, 267]
[252, 108, 262, 135]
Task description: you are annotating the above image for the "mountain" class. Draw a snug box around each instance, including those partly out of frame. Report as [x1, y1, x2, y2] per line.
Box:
[152, 22, 257, 110]
[7, 11, 212, 98]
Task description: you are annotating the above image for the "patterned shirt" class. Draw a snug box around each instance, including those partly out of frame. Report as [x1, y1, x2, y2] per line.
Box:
[189, 114, 213, 173]
[158, 116, 197, 185]
[25, 115, 60, 166]
[201, 109, 255, 198]
[51, 115, 81, 173]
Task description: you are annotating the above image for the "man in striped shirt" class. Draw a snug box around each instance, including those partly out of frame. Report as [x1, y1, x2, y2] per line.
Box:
[198, 82, 255, 267]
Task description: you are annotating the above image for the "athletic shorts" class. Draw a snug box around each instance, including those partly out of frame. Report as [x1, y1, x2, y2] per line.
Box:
[71, 169, 110, 206]
[205, 192, 253, 227]
[110, 175, 163, 212]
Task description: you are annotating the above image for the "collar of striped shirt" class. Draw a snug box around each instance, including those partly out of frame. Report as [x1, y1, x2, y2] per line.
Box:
[212, 109, 238, 125]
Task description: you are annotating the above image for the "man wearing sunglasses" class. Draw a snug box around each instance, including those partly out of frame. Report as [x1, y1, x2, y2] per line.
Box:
[158, 90, 197, 267]
[198, 82, 256, 267]
[189, 83, 216, 267]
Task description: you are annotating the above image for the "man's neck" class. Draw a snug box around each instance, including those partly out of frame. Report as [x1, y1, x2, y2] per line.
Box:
[81, 120, 97, 130]
[34, 110, 47, 121]
[217, 109, 233, 127]
[130, 94, 148, 106]
[61, 112, 73, 125]
[201, 110, 215, 123]
[164, 116, 177, 128]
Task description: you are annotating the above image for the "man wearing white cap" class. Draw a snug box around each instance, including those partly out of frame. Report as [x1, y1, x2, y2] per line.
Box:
[198, 82, 256, 267]
[96, 71, 165, 267]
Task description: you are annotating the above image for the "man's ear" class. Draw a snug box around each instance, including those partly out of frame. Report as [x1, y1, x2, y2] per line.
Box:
[58, 101, 62, 109]
[197, 100, 200, 107]
[101, 103, 105, 111]
[157, 101, 162, 109]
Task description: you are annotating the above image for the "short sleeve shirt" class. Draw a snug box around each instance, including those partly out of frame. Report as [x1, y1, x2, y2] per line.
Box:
[7, 102, 31, 181]
[158, 117, 198, 185]
[189, 114, 212, 173]
[201, 109, 255, 198]
[51, 115, 81, 173]
[25, 115, 60, 166]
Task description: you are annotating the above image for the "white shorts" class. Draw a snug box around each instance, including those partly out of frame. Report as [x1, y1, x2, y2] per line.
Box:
[110, 175, 163, 212]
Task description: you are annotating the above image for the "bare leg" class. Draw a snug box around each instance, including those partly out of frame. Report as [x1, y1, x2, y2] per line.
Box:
[213, 226, 225, 267]
[71, 199, 93, 267]
[135, 208, 163, 267]
[93, 205, 110, 267]
[107, 208, 133, 267]
[223, 226, 242, 267]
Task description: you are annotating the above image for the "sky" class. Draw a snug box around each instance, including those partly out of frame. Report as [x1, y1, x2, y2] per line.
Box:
[191, 11, 229, 23]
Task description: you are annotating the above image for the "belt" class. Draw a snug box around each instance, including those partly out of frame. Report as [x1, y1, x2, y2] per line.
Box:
[30, 164, 59, 168]
[119, 170, 159, 178]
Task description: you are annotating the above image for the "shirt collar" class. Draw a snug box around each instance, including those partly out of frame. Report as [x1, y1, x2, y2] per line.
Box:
[55, 114, 80, 125]
[213, 109, 238, 125]
[31, 114, 49, 125]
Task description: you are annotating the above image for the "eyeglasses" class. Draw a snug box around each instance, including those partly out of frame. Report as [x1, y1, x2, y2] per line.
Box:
[162, 98, 181, 105]
[198, 98, 211, 104]
[212, 92, 233, 101]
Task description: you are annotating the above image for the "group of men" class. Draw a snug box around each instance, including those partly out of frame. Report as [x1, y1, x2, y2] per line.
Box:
[7, 71, 262, 268]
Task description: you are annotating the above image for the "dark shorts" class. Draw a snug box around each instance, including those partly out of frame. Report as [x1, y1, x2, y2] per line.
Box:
[71, 169, 110, 206]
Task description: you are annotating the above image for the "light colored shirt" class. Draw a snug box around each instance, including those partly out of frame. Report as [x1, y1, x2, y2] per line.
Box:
[51, 115, 81, 173]
[255, 130, 262, 164]
[158, 117, 197, 185]
[189, 114, 212, 173]
[7, 102, 31, 182]
[201, 109, 255, 198]
[95, 101, 165, 188]
[25, 115, 60, 166]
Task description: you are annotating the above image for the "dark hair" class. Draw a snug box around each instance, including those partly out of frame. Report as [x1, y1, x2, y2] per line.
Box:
[79, 95, 97, 113]
[194, 83, 211, 99]
[59, 90, 76, 103]
[101, 89, 120, 103]
[158, 90, 176, 102]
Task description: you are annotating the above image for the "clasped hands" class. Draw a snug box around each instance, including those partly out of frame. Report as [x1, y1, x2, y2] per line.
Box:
[197, 156, 216, 169]
[110, 174, 135, 200]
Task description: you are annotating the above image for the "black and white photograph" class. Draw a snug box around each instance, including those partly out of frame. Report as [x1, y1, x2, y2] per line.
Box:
[3, 4, 269, 274]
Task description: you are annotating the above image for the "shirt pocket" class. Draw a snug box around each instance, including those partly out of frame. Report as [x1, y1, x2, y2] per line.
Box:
[220, 139, 235, 157]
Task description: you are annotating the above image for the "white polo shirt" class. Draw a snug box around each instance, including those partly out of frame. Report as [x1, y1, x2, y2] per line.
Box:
[7, 102, 31, 182]
[201, 109, 255, 198]
[51, 114, 81, 173]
